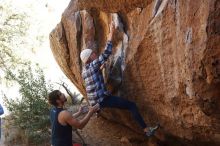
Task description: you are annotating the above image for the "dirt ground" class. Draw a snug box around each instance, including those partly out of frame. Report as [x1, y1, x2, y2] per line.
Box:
[2, 109, 218, 146]
[74, 115, 162, 146]
[2, 106, 165, 146]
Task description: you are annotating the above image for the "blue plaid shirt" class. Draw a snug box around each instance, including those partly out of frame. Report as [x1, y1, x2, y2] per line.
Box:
[82, 41, 112, 105]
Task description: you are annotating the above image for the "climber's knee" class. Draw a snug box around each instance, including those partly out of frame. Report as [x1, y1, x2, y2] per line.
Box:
[128, 101, 137, 110]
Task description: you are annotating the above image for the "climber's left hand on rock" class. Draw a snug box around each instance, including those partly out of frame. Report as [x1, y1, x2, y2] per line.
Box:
[100, 63, 106, 70]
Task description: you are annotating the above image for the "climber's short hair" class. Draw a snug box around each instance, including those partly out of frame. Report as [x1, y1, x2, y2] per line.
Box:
[48, 90, 61, 106]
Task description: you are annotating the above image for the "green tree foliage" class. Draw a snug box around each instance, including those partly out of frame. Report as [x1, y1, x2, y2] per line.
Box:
[3, 62, 53, 144]
[0, 1, 53, 144]
[0, 1, 29, 72]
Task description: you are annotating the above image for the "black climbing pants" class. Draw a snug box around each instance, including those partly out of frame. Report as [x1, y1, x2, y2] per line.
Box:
[100, 95, 147, 129]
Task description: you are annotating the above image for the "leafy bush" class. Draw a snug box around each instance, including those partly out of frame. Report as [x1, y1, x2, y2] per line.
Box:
[3, 62, 53, 145]
[1, 2, 52, 144]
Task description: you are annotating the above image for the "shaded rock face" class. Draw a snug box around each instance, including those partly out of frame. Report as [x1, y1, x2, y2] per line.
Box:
[50, 0, 220, 143]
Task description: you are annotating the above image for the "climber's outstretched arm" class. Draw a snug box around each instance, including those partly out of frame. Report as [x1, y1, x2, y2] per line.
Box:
[90, 23, 116, 69]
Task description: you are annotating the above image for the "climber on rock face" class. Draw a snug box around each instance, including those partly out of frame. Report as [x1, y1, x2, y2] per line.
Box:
[48, 90, 100, 146]
[80, 22, 159, 137]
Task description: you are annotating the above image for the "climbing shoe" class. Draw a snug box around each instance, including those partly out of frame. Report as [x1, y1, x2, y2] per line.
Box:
[145, 124, 160, 137]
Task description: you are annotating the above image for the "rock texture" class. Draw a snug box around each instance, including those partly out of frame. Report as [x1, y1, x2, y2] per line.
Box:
[50, 0, 220, 144]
